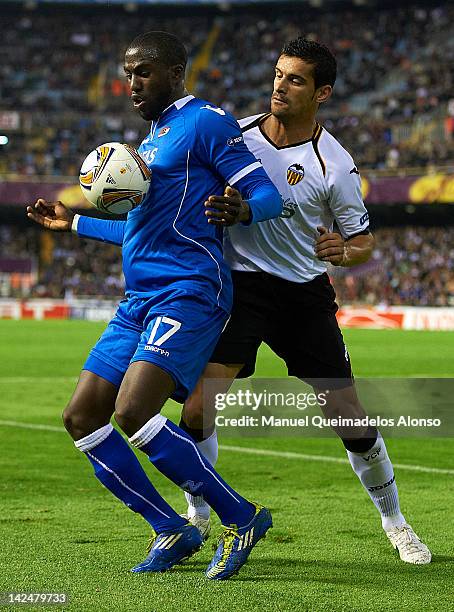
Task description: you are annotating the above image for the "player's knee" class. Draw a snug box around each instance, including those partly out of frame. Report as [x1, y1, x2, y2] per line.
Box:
[321, 387, 364, 420]
[62, 398, 108, 440]
[342, 426, 378, 453]
[62, 400, 88, 440]
[114, 395, 147, 436]
[62, 400, 76, 433]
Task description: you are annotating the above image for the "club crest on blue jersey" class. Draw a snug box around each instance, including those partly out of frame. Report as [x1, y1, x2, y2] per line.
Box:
[287, 163, 305, 186]
[158, 126, 171, 138]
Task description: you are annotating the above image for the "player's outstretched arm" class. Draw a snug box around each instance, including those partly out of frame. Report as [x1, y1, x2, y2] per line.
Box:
[26, 199, 74, 232]
[315, 226, 374, 266]
[27, 198, 125, 246]
[74, 214, 125, 246]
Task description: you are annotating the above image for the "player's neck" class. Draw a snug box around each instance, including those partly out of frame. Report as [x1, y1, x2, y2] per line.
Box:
[154, 87, 189, 118]
[168, 87, 189, 107]
[263, 114, 317, 147]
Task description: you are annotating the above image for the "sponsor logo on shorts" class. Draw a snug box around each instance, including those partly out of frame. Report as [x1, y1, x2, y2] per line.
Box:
[144, 345, 170, 357]
[360, 212, 369, 226]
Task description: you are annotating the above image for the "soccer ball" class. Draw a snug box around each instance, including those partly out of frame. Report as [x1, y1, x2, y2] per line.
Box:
[79, 142, 151, 214]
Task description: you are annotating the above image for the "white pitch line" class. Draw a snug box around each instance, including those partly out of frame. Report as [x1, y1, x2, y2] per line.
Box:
[218, 444, 454, 475]
[0, 377, 77, 384]
[0, 418, 453, 476]
[0, 419, 65, 432]
[0, 375, 451, 382]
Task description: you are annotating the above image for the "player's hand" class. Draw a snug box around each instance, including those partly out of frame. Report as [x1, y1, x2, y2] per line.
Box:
[204, 186, 250, 226]
[26, 199, 74, 232]
[315, 226, 346, 266]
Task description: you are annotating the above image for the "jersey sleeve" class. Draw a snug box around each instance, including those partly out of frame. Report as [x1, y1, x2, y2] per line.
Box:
[194, 105, 264, 187]
[73, 214, 125, 246]
[326, 159, 370, 239]
[234, 169, 282, 224]
[194, 106, 281, 223]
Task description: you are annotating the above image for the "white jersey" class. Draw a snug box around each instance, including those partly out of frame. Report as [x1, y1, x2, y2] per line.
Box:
[225, 113, 370, 283]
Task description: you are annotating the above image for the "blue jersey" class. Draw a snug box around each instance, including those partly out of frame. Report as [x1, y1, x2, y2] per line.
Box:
[76, 95, 281, 312]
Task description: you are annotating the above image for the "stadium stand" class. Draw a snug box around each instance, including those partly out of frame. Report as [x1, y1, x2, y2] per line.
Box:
[330, 227, 454, 307]
[0, 3, 452, 174]
[0, 224, 452, 307]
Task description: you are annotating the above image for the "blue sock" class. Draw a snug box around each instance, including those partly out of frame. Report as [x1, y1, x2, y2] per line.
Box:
[74, 424, 186, 533]
[130, 415, 255, 527]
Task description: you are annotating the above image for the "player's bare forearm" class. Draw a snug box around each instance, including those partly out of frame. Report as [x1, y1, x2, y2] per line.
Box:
[315, 226, 374, 266]
[26, 199, 74, 232]
[341, 233, 374, 266]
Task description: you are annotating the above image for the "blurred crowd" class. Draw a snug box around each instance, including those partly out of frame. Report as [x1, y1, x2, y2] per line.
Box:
[0, 10, 208, 177]
[330, 227, 454, 307]
[0, 225, 123, 299]
[0, 3, 453, 176]
[1, 224, 452, 307]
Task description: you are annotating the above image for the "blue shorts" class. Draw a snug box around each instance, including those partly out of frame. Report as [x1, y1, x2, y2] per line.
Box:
[83, 287, 229, 402]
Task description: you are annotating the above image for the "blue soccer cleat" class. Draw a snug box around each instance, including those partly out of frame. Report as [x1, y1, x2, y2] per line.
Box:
[131, 523, 203, 573]
[205, 503, 272, 580]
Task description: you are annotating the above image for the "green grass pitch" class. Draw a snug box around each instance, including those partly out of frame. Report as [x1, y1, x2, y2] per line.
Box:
[0, 321, 453, 611]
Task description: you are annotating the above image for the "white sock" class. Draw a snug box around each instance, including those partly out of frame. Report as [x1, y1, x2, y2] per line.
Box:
[74, 423, 114, 452]
[347, 433, 406, 531]
[185, 430, 218, 520]
[128, 413, 166, 448]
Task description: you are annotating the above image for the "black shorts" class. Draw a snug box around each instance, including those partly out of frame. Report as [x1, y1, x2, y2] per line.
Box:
[210, 271, 353, 387]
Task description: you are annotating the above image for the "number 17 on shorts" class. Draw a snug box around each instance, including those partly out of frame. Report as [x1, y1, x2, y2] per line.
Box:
[131, 298, 230, 401]
[145, 316, 182, 357]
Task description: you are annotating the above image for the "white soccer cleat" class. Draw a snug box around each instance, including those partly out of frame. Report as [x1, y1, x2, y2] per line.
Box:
[181, 513, 211, 541]
[385, 524, 431, 564]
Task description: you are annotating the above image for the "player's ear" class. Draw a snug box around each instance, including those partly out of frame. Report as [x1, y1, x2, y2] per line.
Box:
[315, 85, 332, 105]
[169, 63, 185, 83]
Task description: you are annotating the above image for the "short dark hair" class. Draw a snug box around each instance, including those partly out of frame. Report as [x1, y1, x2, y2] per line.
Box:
[280, 38, 337, 89]
[126, 31, 188, 70]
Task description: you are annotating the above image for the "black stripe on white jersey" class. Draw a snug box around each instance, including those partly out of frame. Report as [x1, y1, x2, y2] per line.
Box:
[312, 124, 326, 176]
[241, 113, 271, 134]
